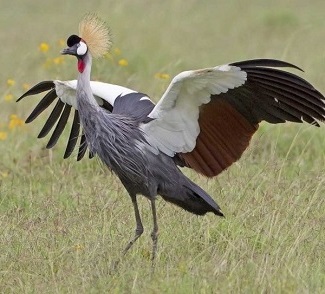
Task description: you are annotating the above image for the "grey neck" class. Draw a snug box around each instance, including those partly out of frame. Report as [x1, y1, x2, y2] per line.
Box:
[76, 53, 99, 110]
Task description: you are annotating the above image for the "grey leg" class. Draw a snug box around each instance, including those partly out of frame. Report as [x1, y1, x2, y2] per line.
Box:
[123, 195, 144, 255]
[150, 199, 159, 263]
[110, 195, 144, 274]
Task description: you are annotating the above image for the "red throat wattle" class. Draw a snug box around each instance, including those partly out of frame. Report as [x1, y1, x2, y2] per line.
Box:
[78, 59, 85, 73]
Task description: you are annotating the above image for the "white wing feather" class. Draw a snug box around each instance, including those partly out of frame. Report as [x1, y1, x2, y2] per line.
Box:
[54, 80, 136, 109]
[141, 64, 247, 156]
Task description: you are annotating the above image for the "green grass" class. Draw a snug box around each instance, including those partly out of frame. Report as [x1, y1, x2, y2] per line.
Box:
[1, 0, 325, 293]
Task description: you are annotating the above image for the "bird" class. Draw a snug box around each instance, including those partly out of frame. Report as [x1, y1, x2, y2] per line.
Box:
[18, 14, 325, 262]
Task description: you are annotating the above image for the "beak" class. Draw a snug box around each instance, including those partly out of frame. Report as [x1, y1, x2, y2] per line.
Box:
[61, 45, 77, 56]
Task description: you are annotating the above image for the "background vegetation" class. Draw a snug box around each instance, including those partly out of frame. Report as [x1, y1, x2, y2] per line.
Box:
[1, 0, 324, 292]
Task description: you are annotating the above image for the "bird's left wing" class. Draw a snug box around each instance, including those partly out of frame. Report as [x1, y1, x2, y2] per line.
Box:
[141, 59, 325, 177]
[18, 80, 135, 160]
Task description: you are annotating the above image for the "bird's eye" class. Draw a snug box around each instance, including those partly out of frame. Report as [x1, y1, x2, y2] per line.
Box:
[77, 41, 88, 56]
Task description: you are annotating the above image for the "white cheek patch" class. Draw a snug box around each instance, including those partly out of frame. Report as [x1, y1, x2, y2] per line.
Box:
[77, 41, 88, 56]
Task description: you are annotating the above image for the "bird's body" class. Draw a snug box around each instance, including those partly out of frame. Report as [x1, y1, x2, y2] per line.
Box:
[76, 53, 222, 216]
[18, 14, 325, 262]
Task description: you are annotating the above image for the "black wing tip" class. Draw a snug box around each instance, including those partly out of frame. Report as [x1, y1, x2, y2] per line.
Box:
[77, 152, 85, 161]
[63, 152, 71, 159]
[23, 89, 58, 124]
[45, 104, 72, 149]
[310, 119, 321, 127]
[17, 80, 55, 102]
[230, 58, 304, 72]
[77, 134, 88, 161]
[25, 116, 34, 124]
[63, 110, 81, 160]
[214, 209, 225, 217]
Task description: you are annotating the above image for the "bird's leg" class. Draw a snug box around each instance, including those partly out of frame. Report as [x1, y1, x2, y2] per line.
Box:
[110, 196, 143, 274]
[150, 198, 159, 264]
[111, 195, 143, 274]
[123, 195, 144, 256]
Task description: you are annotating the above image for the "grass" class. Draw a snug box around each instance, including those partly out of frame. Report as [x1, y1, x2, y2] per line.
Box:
[1, 0, 325, 293]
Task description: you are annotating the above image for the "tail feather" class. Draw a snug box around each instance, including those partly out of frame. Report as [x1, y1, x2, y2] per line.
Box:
[161, 179, 224, 217]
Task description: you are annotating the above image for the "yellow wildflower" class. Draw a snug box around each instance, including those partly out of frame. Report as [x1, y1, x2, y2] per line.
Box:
[0, 131, 7, 140]
[7, 79, 15, 86]
[113, 48, 121, 55]
[4, 93, 13, 101]
[39, 42, 50, 53]
[53, 56, 64, 65]
[118, 59, 128, 66]
[8, 114, 24, 130]
[154, 73, 170, 80]
[22, 83, 30, 91]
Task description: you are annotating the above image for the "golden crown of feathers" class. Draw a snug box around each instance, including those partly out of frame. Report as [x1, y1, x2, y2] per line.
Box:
[79, 14, 112, 58]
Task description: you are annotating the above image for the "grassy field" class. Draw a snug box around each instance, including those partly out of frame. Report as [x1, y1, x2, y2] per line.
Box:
[1, 0, 325, 293]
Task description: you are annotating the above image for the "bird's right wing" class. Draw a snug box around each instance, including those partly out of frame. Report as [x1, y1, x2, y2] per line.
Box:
[17, 80, 135, 160]
[141, 59, 325, 177]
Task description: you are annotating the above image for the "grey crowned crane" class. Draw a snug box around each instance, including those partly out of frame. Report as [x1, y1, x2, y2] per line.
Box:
[18, 14, 325, 261]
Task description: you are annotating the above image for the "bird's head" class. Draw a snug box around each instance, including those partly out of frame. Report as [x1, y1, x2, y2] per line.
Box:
[61, 35, 88, 72]
[61, 35, 88, 57]
[61, 14, 112, 73]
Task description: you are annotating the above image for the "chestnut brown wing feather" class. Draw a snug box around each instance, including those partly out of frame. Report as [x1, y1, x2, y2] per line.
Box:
[181, 99, 258, 177]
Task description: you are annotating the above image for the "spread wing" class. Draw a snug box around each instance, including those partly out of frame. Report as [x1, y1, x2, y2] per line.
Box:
[17, 80, 136, 160]
[141, 59, 325, 177]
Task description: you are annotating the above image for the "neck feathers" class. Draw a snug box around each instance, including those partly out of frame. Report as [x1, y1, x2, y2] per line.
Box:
[76, 53, 99, 109]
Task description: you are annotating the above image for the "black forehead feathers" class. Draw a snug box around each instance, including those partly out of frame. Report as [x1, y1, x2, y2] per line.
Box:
[67, 35, 81, 47]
